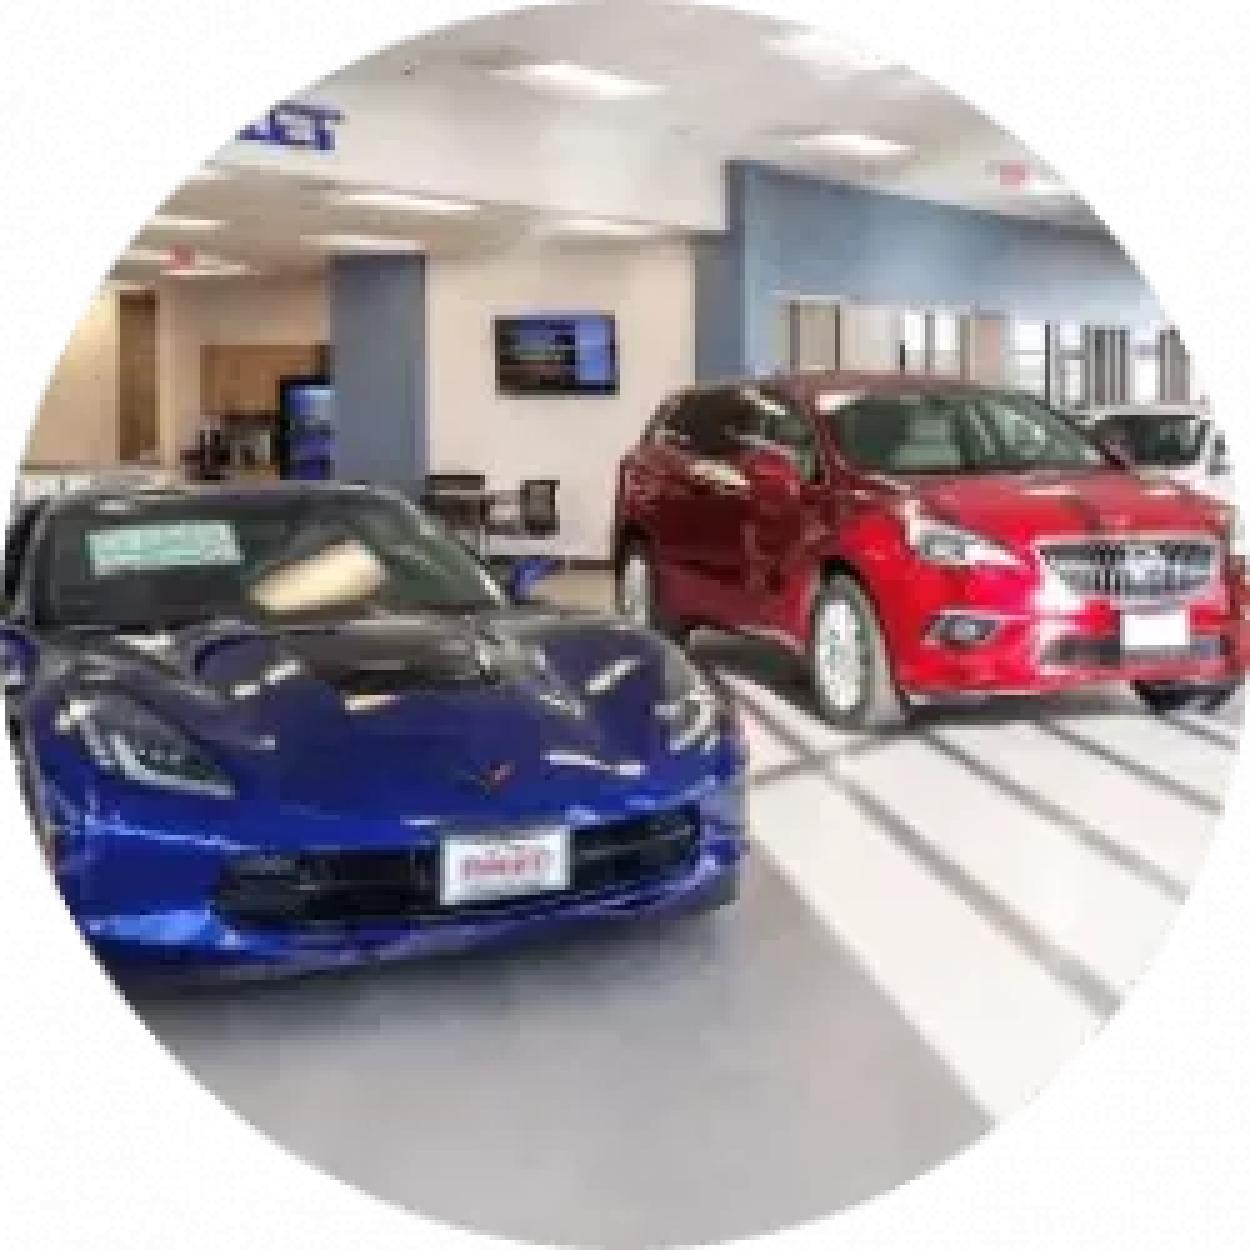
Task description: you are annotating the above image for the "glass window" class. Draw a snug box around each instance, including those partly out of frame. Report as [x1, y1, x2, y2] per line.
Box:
[931, 312, 962, 377]
[902, 311, 927, 373]
[649, 395, 691, 447]
[1013, 355, 1048, 398]
[37, 491, 507, 632]
[680, 390, 764, 459]
[747, 386, 822, 483]
[673, 393, 721, 456]
[1012, 320, 1047, 354]
[823, 390, 1106, 474]
[1132, 354, 1161, 404]
[1057, 321, 1084, 351]
[4, 499, 49, 605]
[1009, 320, 1048, 397]
[1059, 357, 1085, 407]
[1093, 414, 1207, 468]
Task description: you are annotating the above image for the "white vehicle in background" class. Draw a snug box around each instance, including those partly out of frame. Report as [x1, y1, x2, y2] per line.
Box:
[1075, 403, 1236, 505]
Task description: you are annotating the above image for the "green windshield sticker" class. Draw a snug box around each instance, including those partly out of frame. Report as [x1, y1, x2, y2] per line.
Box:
[87, 521, 243, 575]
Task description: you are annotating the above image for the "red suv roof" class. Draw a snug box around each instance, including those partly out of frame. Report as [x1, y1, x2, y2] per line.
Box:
[761, 370, 997, 406]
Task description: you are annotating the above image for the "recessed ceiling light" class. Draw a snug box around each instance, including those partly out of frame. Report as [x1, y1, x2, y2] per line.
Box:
[303, 233, 426, 253]
[1024, 175, 1070, 198]
[326, 189, 478, 214]
[121, 246, 170, 266]
[492, 61, 663, 100]
[122, 245, 252, 276]
[791, 131, 913, 158]
[769, 28, 895, 74]
[149, 214, 224, 232]
[990, 161, 1071, 197]
[550, 217, 666, 238]
[165, 261, 254, 279]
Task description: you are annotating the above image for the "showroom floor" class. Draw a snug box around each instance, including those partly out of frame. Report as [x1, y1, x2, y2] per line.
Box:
[132, 571, 1243, 1248]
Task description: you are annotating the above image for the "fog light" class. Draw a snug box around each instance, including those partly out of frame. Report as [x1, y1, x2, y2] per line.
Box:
[927, 614, 1000, 646]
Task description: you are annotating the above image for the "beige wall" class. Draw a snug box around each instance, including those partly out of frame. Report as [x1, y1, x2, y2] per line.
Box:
[24, 290, 120, 466]
[26, 251, 692, 559]
[427, 238, 695, 559]
[157, 275, 327, 461]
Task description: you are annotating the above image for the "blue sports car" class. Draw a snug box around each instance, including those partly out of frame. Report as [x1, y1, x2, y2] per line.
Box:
[2, 483, 746, 978]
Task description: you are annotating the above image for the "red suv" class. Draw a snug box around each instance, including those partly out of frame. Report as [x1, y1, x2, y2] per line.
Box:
[613, 372, 1247, 728]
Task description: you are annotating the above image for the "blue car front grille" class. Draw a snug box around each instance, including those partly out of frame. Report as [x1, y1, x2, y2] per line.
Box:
[215, 807, 701, 928]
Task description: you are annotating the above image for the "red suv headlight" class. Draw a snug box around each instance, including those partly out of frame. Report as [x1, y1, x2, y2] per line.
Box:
[903, 504, 1023, 569]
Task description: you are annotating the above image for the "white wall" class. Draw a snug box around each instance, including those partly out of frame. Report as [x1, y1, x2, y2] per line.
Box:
[427, 238, 695, 560]
[24, 290, 120, 466]
[157, 274, 327, 461]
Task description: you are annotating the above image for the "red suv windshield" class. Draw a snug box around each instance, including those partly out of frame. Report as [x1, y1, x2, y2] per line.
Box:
[822, 390, 1109, 475]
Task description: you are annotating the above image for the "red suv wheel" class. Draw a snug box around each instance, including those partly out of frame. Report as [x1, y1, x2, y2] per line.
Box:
[615, 541, 688, 644]
[808, 575, 907, 731]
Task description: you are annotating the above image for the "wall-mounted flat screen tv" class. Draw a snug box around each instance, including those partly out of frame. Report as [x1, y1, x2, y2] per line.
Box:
[494, 313, 619, 395]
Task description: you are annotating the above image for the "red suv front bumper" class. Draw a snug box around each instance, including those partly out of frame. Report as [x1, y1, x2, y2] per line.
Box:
[879, 560, 1249, 697]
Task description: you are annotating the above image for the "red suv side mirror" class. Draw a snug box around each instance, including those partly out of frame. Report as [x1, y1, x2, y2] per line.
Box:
[741, 447, 802, 502]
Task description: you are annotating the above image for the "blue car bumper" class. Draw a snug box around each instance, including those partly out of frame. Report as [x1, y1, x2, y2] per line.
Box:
[63, 768, 747, 981]
[87, 844, 741, 982]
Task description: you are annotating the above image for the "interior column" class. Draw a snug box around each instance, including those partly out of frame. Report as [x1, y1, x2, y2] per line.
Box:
[329, 253, 427, 493]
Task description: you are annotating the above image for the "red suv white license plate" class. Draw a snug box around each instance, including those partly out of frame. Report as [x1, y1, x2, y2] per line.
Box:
[1121, 610, 1190, 653]
[440, 828, 570, 907]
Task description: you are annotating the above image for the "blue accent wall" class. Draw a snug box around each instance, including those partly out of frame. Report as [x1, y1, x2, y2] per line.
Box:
[329, 254, 427, 492]
[696, 161, 1162, 380]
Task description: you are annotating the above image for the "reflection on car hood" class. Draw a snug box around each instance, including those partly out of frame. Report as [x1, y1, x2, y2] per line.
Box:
[1136, 464, 1239, 508]
[882, 468, 1226, 543]
[41, 608, 701, 819]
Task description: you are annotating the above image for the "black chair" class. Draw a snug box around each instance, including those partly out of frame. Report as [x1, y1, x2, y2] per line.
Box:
[421, 471, 489, 544]
[518, 478, 560, 539]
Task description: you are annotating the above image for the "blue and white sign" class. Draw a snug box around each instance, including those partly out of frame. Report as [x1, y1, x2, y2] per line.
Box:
[238, 101, 344, 152]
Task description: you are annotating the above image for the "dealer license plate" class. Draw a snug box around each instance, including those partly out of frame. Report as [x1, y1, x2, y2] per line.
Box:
[440, 828, 570, 907]
[1121, 610, 1190, 653]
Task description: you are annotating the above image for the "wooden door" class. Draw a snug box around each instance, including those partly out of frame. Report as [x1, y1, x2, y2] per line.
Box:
[118, 290, 158, 461]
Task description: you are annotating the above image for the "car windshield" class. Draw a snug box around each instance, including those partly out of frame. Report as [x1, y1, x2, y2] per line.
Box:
[34, 490, 507, 632]
[1093, 414, 1208, 468]
[821, 390, 1109, 474]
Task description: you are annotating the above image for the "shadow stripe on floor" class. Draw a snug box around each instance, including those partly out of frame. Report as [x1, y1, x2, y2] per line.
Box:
[732, 684, 1121, 1019]
[1036, 722, 1224, 816]
[920, 732, 1188, 904]
[1163, 713, 1241, 752]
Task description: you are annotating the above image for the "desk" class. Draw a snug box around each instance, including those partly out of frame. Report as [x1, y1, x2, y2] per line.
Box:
[421, 487, 519, 555]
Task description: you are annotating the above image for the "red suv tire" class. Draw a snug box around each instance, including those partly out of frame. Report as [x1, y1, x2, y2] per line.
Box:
[808, 575, 908, 731]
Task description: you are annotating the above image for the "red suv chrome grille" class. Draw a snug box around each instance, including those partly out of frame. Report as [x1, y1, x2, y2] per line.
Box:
[1039, 537, 1217, 602]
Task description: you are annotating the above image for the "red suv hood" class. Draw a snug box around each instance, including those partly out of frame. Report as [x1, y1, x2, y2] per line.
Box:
[886, 469, 1225, 546]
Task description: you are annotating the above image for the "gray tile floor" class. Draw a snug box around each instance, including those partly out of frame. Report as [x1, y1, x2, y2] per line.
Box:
[129, 571, 1244, 1248]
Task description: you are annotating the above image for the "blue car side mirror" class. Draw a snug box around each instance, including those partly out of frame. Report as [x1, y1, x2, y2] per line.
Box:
[1, 623, 38, 695]
[506, 555, 560, 603]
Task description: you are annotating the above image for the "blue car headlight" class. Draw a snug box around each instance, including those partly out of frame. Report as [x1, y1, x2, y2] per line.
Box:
[59, 691, 234, 799]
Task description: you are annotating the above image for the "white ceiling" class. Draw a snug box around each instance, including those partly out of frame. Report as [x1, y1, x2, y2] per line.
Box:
[345, 2, 1098, 222]
[118, 1, 1103, 282]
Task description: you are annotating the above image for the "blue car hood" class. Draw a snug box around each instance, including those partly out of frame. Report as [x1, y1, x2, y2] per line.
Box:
[43, 610, 706, 820]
